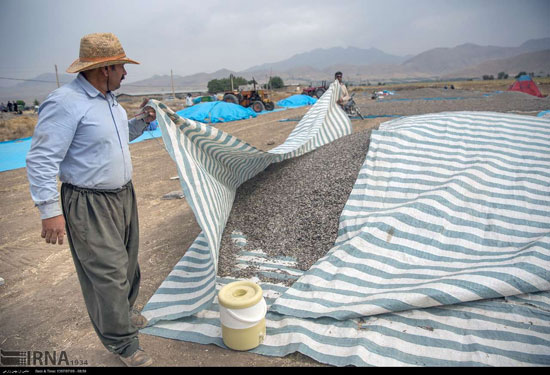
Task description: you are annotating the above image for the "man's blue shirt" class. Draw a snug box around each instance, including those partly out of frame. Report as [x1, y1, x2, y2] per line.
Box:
[26, 73, 148, 219]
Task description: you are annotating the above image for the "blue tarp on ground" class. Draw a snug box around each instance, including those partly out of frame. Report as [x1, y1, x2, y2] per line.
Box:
[277, 94, 317, 108]
[0, 137, 32, 172]
[0, 129, 163, 172]
[177, 101, 257, 123]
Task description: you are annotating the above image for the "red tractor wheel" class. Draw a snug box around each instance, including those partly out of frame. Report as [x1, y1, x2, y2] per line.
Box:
[251, 101, 265, 113]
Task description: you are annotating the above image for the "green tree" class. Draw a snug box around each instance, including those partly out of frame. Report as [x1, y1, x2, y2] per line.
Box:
[207, 76, 248, 94]
[268, 76, 284, 89]
[482, 75, 494, 80]
[497, 72, 508, 80]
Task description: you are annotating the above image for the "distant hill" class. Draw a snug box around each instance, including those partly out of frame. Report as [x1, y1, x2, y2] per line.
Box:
[401, 38, 550, 75]
[245, 46, 408, 72]
[0, 73, 73, 104]
[0, 73, 73, 89]
[125, 69, 237, 92]
[445, 49, 550, 78]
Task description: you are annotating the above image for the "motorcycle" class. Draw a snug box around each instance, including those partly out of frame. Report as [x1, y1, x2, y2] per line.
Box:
[342, 93, 364, 120]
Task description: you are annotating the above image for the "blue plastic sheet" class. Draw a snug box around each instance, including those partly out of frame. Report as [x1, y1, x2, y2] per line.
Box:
[0, 137, 32, 172]
[277, 94, 317, 108]
[177, 101, 257, 123]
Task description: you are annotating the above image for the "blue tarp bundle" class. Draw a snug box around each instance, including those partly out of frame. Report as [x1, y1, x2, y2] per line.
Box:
[277, 94, 317, 108]
[177, 101, 257, 123]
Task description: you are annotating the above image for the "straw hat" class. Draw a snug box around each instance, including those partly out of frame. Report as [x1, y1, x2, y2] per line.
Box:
[66, 33, 139, 73]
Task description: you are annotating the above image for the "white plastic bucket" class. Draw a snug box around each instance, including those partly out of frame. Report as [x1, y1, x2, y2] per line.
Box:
[218, 281, 267, 351]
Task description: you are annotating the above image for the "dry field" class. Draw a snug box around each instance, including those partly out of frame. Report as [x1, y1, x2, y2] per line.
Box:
[0, 83, 548, 367]
[352, 76, 550, 95]
[0, 113, 38, 142]
[2, 77, 548, 143]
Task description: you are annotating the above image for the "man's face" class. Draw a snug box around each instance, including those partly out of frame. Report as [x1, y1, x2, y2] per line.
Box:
[336, 74, 343, 83]
[107, 64, 127, 91]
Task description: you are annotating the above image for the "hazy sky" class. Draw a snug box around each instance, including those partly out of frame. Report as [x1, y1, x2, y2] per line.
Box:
[1, 0, 549, 83]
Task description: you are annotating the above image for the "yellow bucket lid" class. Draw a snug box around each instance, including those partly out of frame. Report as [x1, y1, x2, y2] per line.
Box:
[218, 281, 263, 309]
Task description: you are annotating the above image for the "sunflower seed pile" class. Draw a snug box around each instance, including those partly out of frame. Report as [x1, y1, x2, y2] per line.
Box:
[360, 89, 550, 117]
[218, 129, 372, 281]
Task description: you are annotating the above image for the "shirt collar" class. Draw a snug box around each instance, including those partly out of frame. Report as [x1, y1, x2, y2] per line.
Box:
[76, 73, 104, 99]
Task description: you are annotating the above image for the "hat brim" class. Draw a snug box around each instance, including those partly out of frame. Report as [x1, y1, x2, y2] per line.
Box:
[66, 57, 140, 73]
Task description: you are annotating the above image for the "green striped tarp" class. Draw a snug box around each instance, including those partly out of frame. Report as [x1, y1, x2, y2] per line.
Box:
[271, 112, 550, 320]
[142, 80, 352, 323]
[142, 100, 550, 365]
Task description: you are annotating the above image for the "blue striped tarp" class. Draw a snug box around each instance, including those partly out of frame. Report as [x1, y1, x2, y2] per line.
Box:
[141, 246, 550, 366]
[271, 112, 550, 321]
[142, 105, 550, 365]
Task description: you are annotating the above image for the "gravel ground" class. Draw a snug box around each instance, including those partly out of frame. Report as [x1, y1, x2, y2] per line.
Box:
[218, 129, 372, 281]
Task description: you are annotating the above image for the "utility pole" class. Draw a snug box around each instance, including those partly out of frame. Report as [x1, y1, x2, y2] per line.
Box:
[230, 74, 234, 91]
[55, 65, 60, 88]
[171, 69, 175, 99]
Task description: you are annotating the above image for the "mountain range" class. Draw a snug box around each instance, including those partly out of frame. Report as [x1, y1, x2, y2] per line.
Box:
[2, 37, 549, 103]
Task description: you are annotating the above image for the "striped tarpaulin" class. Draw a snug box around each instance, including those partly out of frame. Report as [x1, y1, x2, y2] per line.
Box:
[142, 80, 351, 323]
[141, 106, 550, 365]
[141, 247, 550, 366]
[270, 112, 550, 321]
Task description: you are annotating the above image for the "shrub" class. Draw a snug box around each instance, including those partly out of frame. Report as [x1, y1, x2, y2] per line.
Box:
[497, 72, 508, 80]
[268, 76, 284, 89]
[207, 76, 248, 94]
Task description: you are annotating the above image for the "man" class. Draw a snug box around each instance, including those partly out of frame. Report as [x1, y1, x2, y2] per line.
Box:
[26, 33, 156, 367]
[185, 93, 193, 107]
[335, 71, 351, 106]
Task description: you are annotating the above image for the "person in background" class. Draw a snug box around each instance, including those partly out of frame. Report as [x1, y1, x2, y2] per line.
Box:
[25, 32, 156, 367]
[335, 71, 351, 106]
[185, 93, 193, 107]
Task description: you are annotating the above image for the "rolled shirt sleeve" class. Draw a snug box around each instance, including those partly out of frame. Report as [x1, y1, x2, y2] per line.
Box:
[128, 117, 148, 142]
[26, 98, 78, 219]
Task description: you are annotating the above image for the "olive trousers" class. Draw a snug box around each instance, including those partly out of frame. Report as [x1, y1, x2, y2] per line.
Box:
[61, 181, 141, 357]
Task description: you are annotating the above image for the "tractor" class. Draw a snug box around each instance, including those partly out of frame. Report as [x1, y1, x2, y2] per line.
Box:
[222, 79, 275, 113]
[302, 80, 328, 98]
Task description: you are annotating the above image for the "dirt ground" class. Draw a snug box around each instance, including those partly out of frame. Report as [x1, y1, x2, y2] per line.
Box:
[0, 100, 382, 368]
[0, 88, 548, 367]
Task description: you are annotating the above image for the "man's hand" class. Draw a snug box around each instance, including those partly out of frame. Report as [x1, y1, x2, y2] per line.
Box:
[139, 98, 156, 123]
[41, 215, 66, 245]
